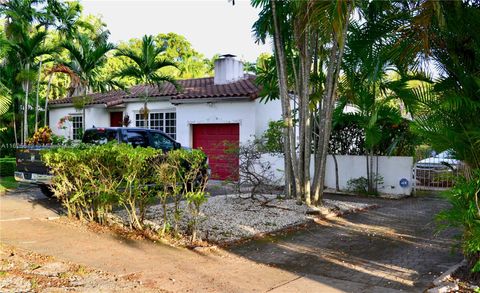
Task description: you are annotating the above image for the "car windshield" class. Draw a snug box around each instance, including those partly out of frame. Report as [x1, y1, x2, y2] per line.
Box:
[83, 129, 118, 144]
[435, 151, 453, 159]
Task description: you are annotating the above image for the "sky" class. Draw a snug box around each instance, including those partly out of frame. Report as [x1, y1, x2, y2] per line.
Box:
[80, 0, 272, 62]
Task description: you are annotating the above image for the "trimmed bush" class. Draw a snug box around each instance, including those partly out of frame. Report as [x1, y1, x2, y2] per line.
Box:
[0, 144, 16, 158]
[43, 143, 209, 241]
[0, 157, 15, 177]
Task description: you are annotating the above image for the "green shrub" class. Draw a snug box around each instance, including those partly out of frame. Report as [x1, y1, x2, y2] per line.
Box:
[437, 169, 480, 280]
[261, 120, 285, 154]
[346, 177, 369, 194]
[0, 157, 15, 177]
[153, 149, 208, 240]
[0, 144, 16, 158]
[43, 143, 159, 226]
[346, 174, 384, 196]
[167, 149, 208, 242]
[43, 144, 209, 242]
[114, 144, 159, 229]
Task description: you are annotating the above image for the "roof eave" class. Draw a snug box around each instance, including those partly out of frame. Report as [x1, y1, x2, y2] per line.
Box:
[49, 103, 74, 108]
[170, 96, 253, 105]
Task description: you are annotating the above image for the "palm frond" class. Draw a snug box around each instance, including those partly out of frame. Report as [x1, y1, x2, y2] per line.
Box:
[113, 65, 143, 81]
[0, 82, 11, 115]
[115, 48, 144, 68]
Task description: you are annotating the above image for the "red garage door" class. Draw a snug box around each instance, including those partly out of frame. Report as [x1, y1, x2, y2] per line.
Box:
[192, 124, 239, 180]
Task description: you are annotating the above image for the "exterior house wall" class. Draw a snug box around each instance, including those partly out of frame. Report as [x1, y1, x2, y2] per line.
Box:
[123, 99, 174, 126]
[254, 98, 282, 137]
[48, 106, 82, 139]
[49, 106, 79, 137]
[49, 98, 282, 146]
[86, 107, 110, 129]
[49, 106, 110, 139]
[175, 100, 257, 147]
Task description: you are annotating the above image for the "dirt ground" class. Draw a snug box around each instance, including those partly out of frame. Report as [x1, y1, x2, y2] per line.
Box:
[0, 185, 462, 292]
[0, 244, 158, 292]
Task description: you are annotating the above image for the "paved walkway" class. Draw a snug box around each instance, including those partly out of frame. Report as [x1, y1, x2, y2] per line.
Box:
[231, 194, 463, 292]
[0, 187, 461, 292]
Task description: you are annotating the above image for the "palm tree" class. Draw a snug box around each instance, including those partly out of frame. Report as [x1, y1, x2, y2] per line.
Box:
[251, 0, 353, 204]
[114, 35, 178, 128]
[0, 33, 11, 116]
[393, 0, 480, 278]
[1, 0, 52, 143]
[335, 1, 418, 193]
[8, 29, 52, 143]
[32, 0, 83, 132]
[60, 31, 115, 132]
[0, 81, 11, 116]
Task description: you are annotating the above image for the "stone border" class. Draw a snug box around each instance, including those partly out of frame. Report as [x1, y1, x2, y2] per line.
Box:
[426, 259, 466, 293]
[324, 188, 411, 200]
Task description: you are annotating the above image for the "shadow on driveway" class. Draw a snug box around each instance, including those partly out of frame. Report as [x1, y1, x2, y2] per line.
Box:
[228, 194, 462, 292]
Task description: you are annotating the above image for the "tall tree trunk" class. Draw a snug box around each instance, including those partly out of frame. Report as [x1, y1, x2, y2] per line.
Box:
[295, 17, 312, 205]
[366, 153, 370, 193]
[13, 109, 18, 145]
[302, 40, 312, 206]
[23, 63, 30, 144]
[375, 155, 379, 193]
[34, 60, 43, 132]
[333, 153, 339, 191]
[44, 74, 53, 127]
[83, 87, 87, 134]
[20, 119, 23, 145]
[311, 4, 352, 205]
[369, 151, 374, 193]
[144, 87, 149, 128]
[270, 0, 297, 199]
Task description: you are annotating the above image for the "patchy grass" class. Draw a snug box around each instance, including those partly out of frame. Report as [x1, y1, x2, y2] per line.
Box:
[0, 176, 18, 193]
[74, 264, 88, 276]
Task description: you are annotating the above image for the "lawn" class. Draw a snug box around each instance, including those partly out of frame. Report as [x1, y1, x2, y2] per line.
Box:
[0, 176, 18, 193]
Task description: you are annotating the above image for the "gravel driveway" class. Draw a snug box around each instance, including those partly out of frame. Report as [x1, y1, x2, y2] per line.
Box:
[230, 193, 463, 292]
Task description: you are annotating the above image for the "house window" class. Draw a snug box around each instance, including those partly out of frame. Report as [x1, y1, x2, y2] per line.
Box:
[164, 112, 176, 139]
[71, 115, 83, 140]
[135, 113, 146, 127]
[135, 111, 176, 139]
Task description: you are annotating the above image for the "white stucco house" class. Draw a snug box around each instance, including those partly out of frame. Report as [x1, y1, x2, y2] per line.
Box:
[48, 55, 282, 180]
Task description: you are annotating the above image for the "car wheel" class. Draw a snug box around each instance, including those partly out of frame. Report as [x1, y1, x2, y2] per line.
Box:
[39, 184, 55, 198]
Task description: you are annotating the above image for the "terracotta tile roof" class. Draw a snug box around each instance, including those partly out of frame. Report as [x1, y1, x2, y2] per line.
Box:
[49, 75, 260, 107]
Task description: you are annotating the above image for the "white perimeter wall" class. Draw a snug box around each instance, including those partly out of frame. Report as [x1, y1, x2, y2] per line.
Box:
[323, 155, 413, 196]
[263, 154, 413, 197]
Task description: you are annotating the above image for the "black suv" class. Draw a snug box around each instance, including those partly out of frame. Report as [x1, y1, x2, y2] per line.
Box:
[82, 127, 184, 152]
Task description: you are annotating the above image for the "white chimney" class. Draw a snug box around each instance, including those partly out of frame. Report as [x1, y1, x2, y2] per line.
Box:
[214, 54, 245, 85]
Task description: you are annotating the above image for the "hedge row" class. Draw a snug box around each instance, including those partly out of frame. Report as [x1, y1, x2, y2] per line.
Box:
[43, 143, 208, 241]
[0, 144, 16, 158]
[0, 157, 15, 177]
